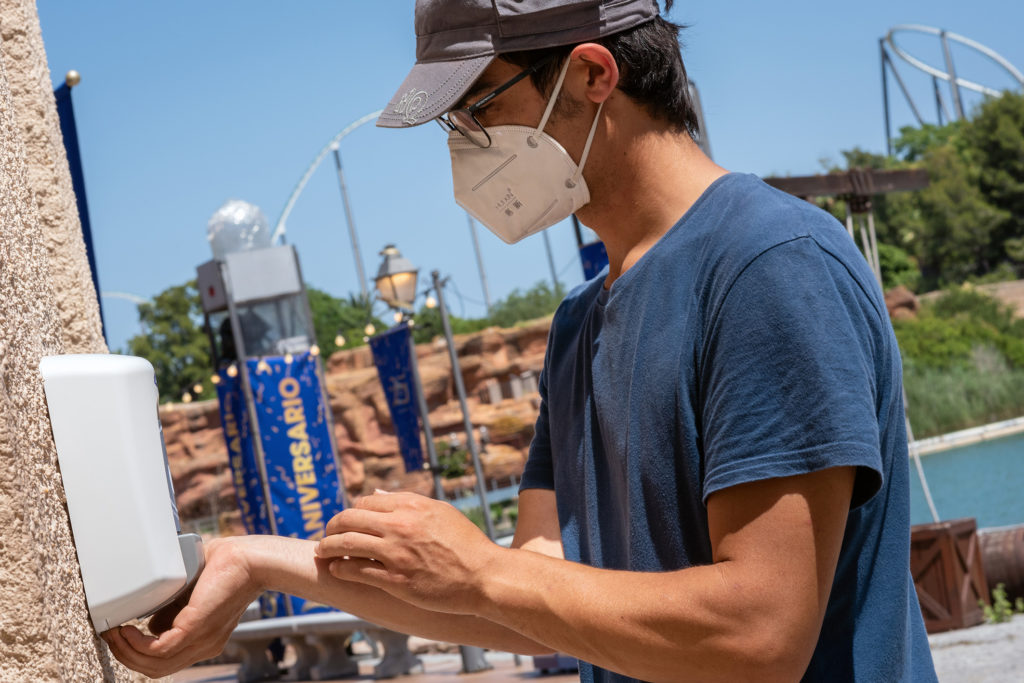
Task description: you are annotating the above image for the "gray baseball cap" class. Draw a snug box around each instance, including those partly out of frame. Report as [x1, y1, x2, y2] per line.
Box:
[377, 0, 660, 129]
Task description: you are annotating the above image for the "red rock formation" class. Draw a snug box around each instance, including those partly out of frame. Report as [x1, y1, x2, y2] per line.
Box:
[885, 285, 920, 320]
[162, 317, 552, 535]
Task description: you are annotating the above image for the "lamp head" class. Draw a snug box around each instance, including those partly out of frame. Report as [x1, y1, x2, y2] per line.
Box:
[374, 244, 419, 311]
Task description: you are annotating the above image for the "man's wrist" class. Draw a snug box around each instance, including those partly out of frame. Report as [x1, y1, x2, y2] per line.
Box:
[475, 545, 530, 623]
[220, 534, 296, 595]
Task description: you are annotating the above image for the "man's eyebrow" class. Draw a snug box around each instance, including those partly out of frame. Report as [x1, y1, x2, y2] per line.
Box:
[453, 79, 498, 110]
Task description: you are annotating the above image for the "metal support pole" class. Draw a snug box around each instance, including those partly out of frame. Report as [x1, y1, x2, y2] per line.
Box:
[295, 255, 350, 509]
[903, 386, 940, 522]
[541, 230, 560, 295]
[332, 147, 369, 301]
[880, 39, 893, 157]
[933, 76, 946, 127]
[883, 50, 925, 126]
[406, 330, 444, 500]
[843, 203, 855, 241]
[571, 214, 584, 249]
[431, 270, 497, 540]
[466, 214, 493, 315]
[941, 30, 966, 120]
[867, 210, 883, 287]
[221, 263, 293, 617]
[858, 217, 876, 278]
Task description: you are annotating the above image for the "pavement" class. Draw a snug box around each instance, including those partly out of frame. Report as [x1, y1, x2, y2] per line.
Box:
[169, 652, 578, 683]
[169, 617, 1024, 682]
[928, 614, 1024, 682]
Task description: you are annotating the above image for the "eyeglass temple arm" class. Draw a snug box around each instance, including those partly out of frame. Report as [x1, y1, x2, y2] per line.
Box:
[469, 54, 559, 112]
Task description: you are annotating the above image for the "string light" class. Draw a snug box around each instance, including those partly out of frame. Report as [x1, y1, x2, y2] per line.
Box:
[393, 312, 403, 323]
[211, 374, 221, 385]
[309, 345, 321, 357]
[226, 364, 238, 378]
[425, 295, 437, 309]
[364, 323, 376, 336]
[407, 318, 416, 328]
[192, 383, 203, 395]
[182, 392, 193, 404]
[284, 353, 293, 364]
[334, 334, 346, 347]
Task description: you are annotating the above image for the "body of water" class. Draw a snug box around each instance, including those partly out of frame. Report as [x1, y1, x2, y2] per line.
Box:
[909, 430, 1024, 529]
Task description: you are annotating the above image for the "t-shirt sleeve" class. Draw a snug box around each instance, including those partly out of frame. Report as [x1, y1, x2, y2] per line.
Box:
[520, 364, 555, 492]
[700, 236, 884, 508]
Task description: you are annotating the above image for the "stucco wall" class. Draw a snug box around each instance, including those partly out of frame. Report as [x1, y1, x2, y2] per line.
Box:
[0, 0, 133, 680]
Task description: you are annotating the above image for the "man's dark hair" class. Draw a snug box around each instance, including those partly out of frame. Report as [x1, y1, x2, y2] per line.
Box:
[499, 1, 699, 138]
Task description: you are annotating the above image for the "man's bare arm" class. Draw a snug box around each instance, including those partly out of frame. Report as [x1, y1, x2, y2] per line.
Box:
[103, 489, 561, 677]
[330, 467, 856, 683]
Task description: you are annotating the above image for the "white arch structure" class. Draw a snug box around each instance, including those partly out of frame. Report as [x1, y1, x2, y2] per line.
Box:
[271, 109, 384, 245]
[886, 25, 1024, 99]
[101, 291, 149, 306]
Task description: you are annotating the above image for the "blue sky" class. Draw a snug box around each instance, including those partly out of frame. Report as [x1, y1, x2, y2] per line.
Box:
[36, 1, 1024, 352]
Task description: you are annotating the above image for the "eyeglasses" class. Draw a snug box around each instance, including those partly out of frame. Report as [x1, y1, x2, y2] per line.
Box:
[436, 54, 558, 148]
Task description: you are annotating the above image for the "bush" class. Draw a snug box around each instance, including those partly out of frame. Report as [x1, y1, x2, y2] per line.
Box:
[903, 354, 1024, 437]
[897, 288, 1024, 436]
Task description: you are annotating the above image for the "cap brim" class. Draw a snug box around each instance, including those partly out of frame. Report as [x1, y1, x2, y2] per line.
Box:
[377, 55, 493, 128]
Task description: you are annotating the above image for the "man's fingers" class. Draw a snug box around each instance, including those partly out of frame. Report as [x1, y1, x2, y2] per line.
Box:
[354, 491, 419, 512]
[325, 507, 388, 536]
[103, 627, 174, 678]
[121, 622, 187, 658]
[317, 531, 387, 560]
[328, 557, 393, 588]
[148, 581, 195, 635]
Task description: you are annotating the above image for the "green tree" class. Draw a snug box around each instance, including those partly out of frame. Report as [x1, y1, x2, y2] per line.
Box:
[487, 280, 565, 328]
[126, 280, 213, 403]
[409, 306, 490, 345]
[965, 91, 1024, 265]
[894, 143, 1010, 288]
[825, 93, 1024, 291]
[307, 287, 384, 356]
[877, 243, 920, 291]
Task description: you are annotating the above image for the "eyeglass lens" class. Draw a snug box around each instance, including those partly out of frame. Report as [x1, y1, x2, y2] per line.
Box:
[448, 109, 490, 147]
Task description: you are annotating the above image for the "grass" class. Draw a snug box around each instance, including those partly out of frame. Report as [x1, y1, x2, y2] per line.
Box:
[903, 347, 1024, 438]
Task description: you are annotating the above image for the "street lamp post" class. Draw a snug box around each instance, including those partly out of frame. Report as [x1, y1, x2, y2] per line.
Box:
[373, 246, 443, 501]
[429, 269, 498, 541]
[373, 247, 494, 674]
[372, 246, 497, 540]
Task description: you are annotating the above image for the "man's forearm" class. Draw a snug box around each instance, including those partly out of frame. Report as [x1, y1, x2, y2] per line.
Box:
[476, 548, 813, 683]
[237, 535, 552, 655]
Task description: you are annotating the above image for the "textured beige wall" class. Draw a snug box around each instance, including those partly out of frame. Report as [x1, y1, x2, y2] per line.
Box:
[0, 0, 136, 680]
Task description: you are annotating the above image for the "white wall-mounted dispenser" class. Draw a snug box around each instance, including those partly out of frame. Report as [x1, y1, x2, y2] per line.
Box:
[39, 354, 205, 632]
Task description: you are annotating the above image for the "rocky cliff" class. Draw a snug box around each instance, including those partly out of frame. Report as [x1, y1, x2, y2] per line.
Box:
[163, 318, 551, 537]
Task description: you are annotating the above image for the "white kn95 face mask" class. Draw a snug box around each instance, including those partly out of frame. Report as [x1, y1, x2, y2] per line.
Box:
[447, 58, 604, 245]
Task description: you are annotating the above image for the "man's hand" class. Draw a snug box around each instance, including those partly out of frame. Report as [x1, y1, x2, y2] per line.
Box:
[318, 491, 502, 615]
[102, 536, 262, 678]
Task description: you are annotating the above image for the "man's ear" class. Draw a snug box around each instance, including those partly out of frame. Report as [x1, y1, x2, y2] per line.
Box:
[569, 43, 619, 104]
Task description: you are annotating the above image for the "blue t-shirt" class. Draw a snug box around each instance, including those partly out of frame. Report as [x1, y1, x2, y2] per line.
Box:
[521, 173, 936, 682]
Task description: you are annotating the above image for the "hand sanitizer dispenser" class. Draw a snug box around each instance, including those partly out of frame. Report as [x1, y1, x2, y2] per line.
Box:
[39, 354, 205, 632]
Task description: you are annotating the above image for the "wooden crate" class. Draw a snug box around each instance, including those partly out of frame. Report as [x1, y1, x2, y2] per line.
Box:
[910, 517, 989, 633]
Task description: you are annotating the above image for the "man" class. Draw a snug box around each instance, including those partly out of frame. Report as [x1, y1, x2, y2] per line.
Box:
[106, 1, 937, 680]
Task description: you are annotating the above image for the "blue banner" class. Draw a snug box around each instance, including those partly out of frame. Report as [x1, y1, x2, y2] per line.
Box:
[215, 368, 285, 618]
[369, 324, 425, 474]
[214, 369, 267, 536]
[579, 240, 609, 281]
[54, 83, 104, 335]
[247, 351, 344, 615]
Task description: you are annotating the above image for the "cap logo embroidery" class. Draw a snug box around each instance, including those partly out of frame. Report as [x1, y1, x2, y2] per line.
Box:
[393, 89, 429, 124]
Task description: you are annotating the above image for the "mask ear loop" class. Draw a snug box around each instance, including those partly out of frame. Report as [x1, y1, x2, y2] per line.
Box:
[568, 100, 604, 189]
[530, 58, 605, 190]
[533, 58, 572, 138]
